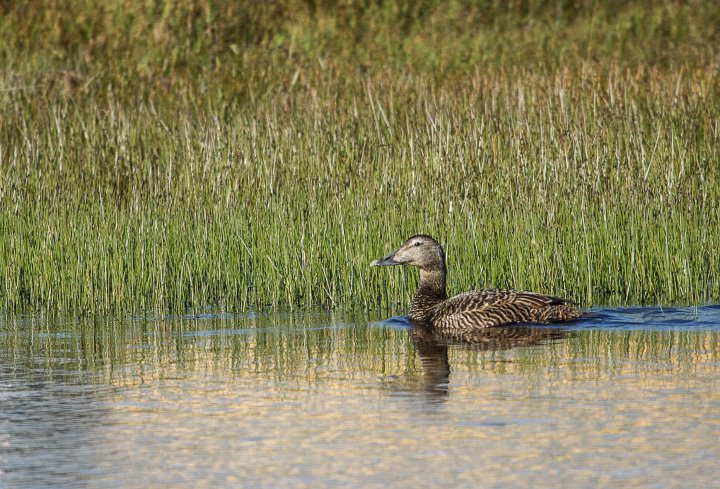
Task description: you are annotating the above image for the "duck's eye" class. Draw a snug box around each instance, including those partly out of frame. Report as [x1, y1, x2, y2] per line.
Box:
[414, 242, 421, 246]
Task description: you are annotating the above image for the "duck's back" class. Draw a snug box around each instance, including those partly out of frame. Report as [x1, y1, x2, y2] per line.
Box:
[429, 288, 584, 330]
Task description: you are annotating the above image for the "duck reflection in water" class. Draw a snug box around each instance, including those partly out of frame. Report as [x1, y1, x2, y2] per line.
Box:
[408, 322, 568, 398]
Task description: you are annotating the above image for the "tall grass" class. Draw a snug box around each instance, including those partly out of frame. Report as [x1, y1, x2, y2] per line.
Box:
[1, 1, 719, 314]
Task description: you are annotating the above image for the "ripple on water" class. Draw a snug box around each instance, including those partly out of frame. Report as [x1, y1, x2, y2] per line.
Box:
[1, 307, 719, 488]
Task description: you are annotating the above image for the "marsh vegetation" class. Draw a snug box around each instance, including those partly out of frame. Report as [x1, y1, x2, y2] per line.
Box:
[1, 1, 719, 313]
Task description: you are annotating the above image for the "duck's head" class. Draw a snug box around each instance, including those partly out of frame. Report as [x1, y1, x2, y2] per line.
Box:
[370, 235, 446, 271]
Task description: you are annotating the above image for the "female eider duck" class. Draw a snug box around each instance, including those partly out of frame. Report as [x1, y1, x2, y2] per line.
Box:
[371, 235, 585, 330]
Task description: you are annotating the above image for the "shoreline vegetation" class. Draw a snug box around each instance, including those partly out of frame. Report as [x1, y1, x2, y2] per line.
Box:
[1, 1, 719, 314]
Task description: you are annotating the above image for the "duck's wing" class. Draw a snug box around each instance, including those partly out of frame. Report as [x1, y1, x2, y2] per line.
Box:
[430, 289, 580, 330]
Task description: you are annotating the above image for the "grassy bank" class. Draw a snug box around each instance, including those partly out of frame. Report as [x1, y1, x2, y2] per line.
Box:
[1, 1, 719, 314]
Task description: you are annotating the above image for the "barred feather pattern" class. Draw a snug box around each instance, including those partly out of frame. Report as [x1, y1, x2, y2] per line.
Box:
[372, 235, 586, 331]
[413, 288, 585, 331]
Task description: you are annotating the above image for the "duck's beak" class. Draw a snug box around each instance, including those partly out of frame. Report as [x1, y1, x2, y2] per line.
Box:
[370, 249, 402, 267]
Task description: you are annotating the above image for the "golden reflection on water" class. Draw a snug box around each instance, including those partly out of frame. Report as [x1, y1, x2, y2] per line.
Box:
[1, 312, 719, 488]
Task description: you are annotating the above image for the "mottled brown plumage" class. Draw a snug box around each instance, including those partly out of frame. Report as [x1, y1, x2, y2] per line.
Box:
[371, 235, 586, 330]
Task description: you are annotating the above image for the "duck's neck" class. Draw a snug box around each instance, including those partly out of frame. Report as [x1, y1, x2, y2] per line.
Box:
[409, 267, 447, 322]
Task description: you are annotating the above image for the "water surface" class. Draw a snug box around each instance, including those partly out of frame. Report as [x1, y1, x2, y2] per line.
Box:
[2, 307, 719, 488]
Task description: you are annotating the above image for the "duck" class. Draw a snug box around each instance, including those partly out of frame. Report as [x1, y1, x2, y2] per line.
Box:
[371, 235, 586, 330]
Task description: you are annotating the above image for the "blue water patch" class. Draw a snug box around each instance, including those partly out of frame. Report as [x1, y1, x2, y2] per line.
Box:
[371, 315, 411, 330]
[577, 305, 720, 331]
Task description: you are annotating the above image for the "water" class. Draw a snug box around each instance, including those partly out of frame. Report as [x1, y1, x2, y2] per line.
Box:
[1, 306, 719, 488]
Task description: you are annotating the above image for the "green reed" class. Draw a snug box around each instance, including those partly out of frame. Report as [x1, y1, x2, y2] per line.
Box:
[1, 1, 719, 314]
